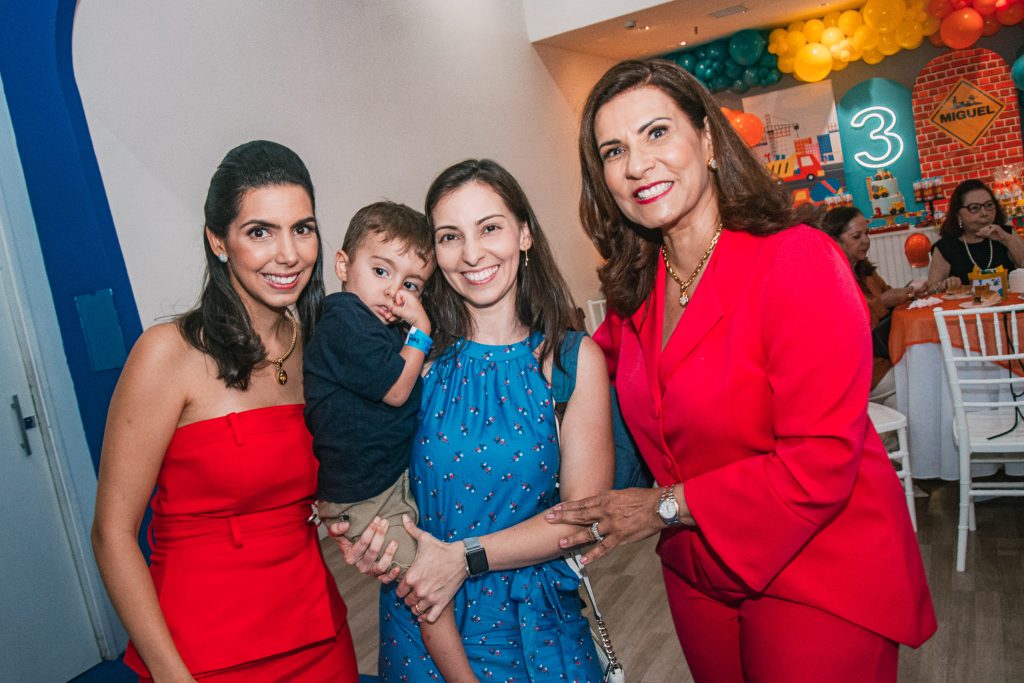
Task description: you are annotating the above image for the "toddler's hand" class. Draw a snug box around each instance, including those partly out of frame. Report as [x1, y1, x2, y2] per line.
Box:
[391, 291, 431, 335]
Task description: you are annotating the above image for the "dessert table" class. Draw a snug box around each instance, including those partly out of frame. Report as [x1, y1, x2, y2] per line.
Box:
[891, 293, 1024, 479]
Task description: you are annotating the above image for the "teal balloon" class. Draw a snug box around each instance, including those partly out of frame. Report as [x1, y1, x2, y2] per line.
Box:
[677, 53, 696, 72]
[712, 75, 730, 91]
[728, 29, 766, 66]
[706, 40, 727, 60]
[694, 46, 708, 61]
[758, 52, 778, 69]
[743, 67, 759, 86]
[1013, 55, 1024, 91]
[731, 79, 750, 94]
[725, 61, 743, 80]
[763, 70, 781, 85]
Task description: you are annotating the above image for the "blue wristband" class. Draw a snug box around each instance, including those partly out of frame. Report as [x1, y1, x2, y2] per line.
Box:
[405, 326, 432, 354]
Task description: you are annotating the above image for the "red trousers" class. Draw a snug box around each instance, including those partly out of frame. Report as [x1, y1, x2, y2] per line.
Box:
[664, 567, 898, 682]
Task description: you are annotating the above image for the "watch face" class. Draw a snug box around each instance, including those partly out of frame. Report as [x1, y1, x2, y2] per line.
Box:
[659, 498, 678, 521]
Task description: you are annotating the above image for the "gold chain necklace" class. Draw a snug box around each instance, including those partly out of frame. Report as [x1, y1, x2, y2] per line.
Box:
[268, 314, 299, 385]
[662, 223, 723, 307]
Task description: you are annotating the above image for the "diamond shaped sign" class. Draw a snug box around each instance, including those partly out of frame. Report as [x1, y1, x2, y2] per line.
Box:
[930, 79, 1005, 147]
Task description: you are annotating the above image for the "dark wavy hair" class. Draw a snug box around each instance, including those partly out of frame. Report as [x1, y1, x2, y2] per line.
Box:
[578, 59, 793, 317]
[939, 178, 1009, 240]
[423, 159, 576, 370]
[342, 201, 433, 265]
[820, 206, 876, 281]
[177, 140, 324, 389]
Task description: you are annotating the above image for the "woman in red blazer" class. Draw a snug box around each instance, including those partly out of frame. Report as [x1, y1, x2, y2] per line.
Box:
[546, 59, 936, 681]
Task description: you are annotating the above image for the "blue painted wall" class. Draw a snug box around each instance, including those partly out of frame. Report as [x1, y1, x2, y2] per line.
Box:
[0, 0, 142, 471]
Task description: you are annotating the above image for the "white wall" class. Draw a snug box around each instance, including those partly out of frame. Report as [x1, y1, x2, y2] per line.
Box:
[72, 0, 615, 327]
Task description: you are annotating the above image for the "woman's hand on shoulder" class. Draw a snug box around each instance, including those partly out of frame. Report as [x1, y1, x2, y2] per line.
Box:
[545, 485, 679, 564]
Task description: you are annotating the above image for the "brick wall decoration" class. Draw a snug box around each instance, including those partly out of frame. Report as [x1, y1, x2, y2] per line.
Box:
[913, 48, 1023, 209]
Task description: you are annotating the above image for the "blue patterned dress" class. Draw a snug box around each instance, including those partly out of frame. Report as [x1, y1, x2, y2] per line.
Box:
[378, 333, 602, 682]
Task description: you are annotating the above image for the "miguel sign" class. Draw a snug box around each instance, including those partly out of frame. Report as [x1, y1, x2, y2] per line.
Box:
[930, 79, 1004, 147]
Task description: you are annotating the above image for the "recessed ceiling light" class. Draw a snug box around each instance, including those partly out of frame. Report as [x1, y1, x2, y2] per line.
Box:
[679, 40, 688, 46]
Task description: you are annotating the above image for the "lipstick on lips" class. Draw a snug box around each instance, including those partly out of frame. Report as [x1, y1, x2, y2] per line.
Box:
[263, 272, 301, 290]
[633, 181, 673, 205]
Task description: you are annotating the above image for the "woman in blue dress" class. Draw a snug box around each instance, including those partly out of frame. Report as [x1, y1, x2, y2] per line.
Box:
[340, 159, 614, 682]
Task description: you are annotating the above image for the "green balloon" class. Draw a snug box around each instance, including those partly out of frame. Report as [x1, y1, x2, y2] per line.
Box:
[728, 29, 766, 66]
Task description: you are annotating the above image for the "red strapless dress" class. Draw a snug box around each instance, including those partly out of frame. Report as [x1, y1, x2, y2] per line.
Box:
[123, 404, 358, 681]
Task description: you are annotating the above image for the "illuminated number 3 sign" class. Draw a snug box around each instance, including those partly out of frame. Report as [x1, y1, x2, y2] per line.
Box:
[849, 106, 904, 169]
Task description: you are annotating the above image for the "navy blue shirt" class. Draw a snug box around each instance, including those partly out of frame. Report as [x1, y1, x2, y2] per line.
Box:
[303, 292, 421, 502]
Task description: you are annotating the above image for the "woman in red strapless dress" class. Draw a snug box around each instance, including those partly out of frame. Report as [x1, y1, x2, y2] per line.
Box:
[92, 141, 359, 682]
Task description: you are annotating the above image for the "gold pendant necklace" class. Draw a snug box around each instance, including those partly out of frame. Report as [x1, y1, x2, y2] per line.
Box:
[268, 314, 299, 385]
[662, 223, 723, 307]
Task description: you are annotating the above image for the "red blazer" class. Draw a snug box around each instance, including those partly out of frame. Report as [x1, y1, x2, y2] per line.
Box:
[595, 227, 936, 647]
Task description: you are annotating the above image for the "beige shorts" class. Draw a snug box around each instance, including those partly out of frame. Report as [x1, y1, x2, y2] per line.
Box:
[317, 469, 418, 572]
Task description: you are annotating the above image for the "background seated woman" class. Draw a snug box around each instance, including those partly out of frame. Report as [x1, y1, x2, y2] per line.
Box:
[928, 178, 1024, 291]
[820, 206, 923, 407]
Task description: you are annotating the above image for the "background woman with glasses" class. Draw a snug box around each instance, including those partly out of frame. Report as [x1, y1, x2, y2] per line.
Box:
[927, 178, 1024, 290]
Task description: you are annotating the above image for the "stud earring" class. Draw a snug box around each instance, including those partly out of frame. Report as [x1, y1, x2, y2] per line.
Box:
[707, 157, 718, 171]
[218, 252, 228, 263]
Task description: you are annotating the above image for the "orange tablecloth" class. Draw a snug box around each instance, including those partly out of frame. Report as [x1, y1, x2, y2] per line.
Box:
[889, 293, 1024, 366]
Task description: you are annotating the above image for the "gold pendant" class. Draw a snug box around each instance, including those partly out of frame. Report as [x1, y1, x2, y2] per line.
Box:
[679, 292, 689, 307]
[276, 365, 288, 385]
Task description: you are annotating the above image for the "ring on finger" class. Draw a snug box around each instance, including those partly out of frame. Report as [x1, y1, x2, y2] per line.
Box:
[412, 604, 422, 616]
[589, 521, 605, 543]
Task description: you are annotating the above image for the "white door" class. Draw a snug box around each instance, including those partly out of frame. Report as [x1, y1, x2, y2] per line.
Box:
[0, 265, 100, 681]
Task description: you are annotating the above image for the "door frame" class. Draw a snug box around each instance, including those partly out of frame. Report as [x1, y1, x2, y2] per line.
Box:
[0, 77, 124, 659]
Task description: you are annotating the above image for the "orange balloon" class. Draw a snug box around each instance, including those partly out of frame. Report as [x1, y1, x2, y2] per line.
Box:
[997, 1, 1024, 24]
[730, 111, 765, 147]
[982, 13, 1001, 35]
[974, 0, 998, 16]
[904, 233, 932, 268]
[940, 8, 984, 48]
[929, 30, 946, 47]
[928, 0, 954, 19]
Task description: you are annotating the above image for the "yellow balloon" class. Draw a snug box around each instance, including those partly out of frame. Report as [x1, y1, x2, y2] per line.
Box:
[778, 54, 796, 74]
[895, 20, 924, 49]
[821, 26, 845, 49]
[877, 33, 900, 56]
[922, 14, 939, 36]
[788, 21, 805, 35]
[823, 10, 842, 27]
[793, 42, 833, 82]
[838, 9, 864, 36]
[769, 27, 788, 45]
[908, 0, 925, 10]
[847, 44, 864, 62]
[786, 30, 807, 54]
[862, 49, 885, 65]
[832, 56, 849, 71]
[803, 19, 826, 43]
[862, 0, 906, 34]
[852, 24, 880, 51]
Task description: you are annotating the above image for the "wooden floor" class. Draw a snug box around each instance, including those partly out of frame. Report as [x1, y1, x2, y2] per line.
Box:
[323, 480, 1024, 681]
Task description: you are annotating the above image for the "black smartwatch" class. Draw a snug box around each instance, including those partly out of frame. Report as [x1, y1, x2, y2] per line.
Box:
[463, 536, 489, 577]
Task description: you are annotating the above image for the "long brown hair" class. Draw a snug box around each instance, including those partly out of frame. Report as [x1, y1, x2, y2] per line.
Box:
[578, 59, 792, 317]
[424, 159, 576, 370]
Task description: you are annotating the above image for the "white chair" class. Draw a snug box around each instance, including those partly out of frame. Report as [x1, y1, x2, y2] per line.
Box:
[934, 302, 1024, 571]
[587, 299, 607, 334]
[867, 402, 917, 532]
